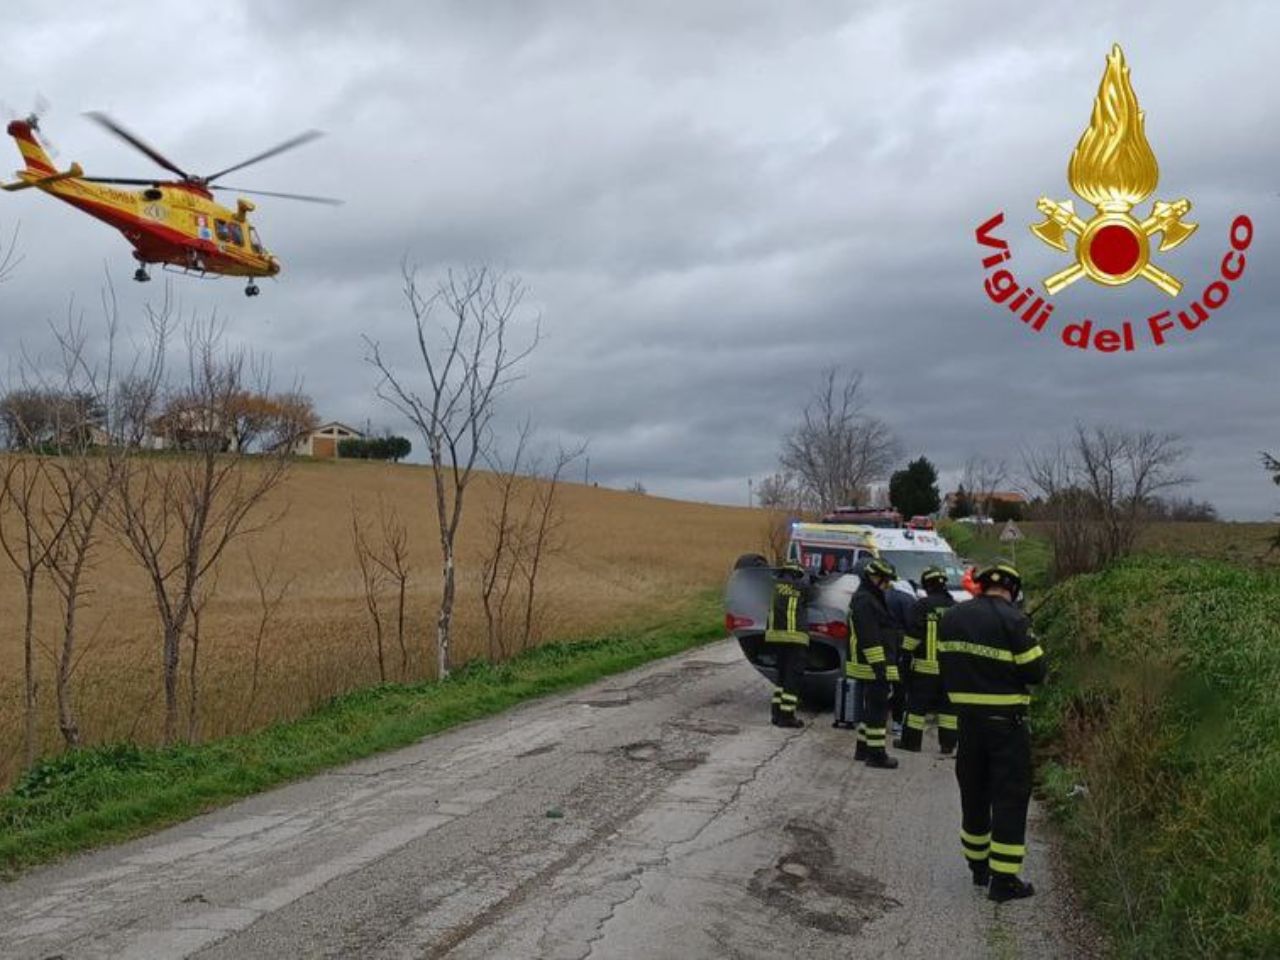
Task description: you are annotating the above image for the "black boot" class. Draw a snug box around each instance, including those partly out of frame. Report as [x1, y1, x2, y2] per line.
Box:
[864, 750, 899, 769]
[777, 712, 805, 728]
[940, 743, 956, 756]
[854, 740, 868, 761]
[988, 875, 1036, 903]
[970, 863, 990, 887]
[770, 702, 782, 727]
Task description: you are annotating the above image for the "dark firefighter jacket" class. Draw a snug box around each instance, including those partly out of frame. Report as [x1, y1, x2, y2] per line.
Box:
[937, 595, 1046, 713]
[846, 577, 901, 682]
[764, 570, 810, 645]
[902, 588, 956, 675]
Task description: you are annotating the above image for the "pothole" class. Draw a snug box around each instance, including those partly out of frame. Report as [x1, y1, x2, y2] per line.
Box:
[622, 740, 661, 762]
[659, 753, 707, 773]
[578, 696, 631, 708]
[516, 742, 559, 758]
[682, 660, 728, 672]
[749, 819, 900, 934]
[667, 718, 741, 736]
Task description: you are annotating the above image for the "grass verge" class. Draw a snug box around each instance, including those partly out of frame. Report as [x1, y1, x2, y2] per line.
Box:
[0, 592, 722, 877]
[1032, 557, 1280, 958]
[938, 520, 1051, 593]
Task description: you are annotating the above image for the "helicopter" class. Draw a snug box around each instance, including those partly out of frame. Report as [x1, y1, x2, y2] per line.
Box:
[2, 110, 340, 296]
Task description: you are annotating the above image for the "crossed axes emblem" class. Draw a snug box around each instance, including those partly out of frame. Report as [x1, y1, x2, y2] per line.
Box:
[1031, 197, 1197, 296]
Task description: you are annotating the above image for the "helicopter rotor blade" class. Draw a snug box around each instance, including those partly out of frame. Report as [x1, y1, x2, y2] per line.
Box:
[84, 111, 191, 181]
[204, 130, 324, 183]
[210, 184, 343, 205]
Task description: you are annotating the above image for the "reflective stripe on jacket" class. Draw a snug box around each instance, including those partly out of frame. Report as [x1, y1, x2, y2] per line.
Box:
[903, 589, 956, 675]
[765, 575, 810, 645]
[937, 595, 1045, 714]
[847, 577, 902, 682]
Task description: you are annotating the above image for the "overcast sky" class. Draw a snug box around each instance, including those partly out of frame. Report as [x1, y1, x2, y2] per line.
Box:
[1, 1, 1276, 518]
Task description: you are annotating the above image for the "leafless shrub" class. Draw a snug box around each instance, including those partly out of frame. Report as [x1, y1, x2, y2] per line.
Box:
[111, 316, 292, 744]
[1023, 425, 1190, 579]
[962, 456, 1009, 517]
[365, 264, 539, 678]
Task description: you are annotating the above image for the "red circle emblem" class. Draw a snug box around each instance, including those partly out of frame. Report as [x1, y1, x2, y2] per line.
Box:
[1089, 224, 1141, 276]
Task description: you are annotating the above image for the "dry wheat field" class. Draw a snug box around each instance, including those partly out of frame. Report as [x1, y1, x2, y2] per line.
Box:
[0, 457, 766, 788]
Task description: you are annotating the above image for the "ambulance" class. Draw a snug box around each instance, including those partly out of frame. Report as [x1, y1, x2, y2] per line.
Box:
[724, 520, 969, 704]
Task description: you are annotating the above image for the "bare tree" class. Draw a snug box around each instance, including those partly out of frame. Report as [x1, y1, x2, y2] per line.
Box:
[1075, 425, 1189, 563]
[111, 317, 292, 744]
[780, 368, 898, 511]
[37, 288, 153, 749]
[350, 502, 389, 682]
[245, 545, 293, 717]
[479, 423, 533, 662]
[962, 455, 1009, 517]
[518, 443, 583, 651]
[1022, 442, 1098, 580]
[1023, 425, 1189, 578]
[0, 456, 62, 765]
[365, 264, 539, 678]
[370, 502, 412, 679]
[755, 471, 802, 511]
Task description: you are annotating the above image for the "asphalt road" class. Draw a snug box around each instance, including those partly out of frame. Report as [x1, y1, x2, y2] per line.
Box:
[0, 641, 1099, 959]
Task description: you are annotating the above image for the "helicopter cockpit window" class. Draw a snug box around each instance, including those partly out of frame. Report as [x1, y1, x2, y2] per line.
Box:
[215, 220, 245, 246]
[249, 227, 263, 254]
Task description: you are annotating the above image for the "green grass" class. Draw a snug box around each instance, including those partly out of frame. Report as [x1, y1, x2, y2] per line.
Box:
[0, 593, 722, 876]
[1032, 557, 1280, 958]
[938, 520, 1051, 593]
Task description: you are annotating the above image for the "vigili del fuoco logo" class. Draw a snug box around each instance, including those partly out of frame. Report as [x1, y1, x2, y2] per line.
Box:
[975, 44, 1253, 352]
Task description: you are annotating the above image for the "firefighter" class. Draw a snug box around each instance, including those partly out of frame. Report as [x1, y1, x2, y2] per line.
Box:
[894, 565, 958, 754]
[764, 562, 811, 728]
[885, 584, 915, 737]
[846, 557, 901, 769]
[938, 562, 1046, 902]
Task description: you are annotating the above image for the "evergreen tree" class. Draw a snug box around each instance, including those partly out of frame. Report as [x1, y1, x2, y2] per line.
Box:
[951, 484, 973, 519]
[889, 456, 942, 518]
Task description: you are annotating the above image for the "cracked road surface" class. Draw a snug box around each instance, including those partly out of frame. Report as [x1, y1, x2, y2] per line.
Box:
[0, 641, 1096, 959]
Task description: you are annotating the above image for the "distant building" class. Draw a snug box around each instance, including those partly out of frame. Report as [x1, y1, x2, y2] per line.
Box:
[293, 421, 363, 459]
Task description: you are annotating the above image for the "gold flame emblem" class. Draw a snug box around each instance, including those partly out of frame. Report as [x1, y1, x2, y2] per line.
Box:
[1031, 45, 1196, 296]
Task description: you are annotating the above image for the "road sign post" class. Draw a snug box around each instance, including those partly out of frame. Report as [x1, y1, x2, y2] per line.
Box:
[999, 520, 1024, 566]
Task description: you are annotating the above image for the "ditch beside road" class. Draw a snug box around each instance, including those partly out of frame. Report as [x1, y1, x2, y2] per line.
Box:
[0, 640, 1100, 959]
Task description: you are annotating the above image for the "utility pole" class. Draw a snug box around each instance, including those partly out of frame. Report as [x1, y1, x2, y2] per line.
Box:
[747, 477, 753, 507]
[584, 456, 590, 485]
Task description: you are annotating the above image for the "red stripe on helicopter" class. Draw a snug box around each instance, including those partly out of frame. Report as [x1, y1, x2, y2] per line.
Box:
[60, 192, 265, 273]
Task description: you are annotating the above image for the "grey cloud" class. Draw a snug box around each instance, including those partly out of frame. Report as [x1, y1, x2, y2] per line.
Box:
[0, 0, 1276, 520]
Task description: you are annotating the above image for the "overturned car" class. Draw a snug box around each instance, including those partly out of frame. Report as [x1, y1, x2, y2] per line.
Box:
[725, 522, 970, 706]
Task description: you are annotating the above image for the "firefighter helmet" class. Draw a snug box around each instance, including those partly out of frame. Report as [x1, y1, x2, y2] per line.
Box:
[920, 565, 948, 587]
[975, 562, 1022, 593]
[778, 562, 808, 580]
[863, 557, 897, 581]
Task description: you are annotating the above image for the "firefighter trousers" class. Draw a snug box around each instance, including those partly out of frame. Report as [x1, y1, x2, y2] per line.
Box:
[955, 712, 1032, 878]
[857, 678, 891, 752]
[899, 672, 958, 752]
[767, 642, 805, 722]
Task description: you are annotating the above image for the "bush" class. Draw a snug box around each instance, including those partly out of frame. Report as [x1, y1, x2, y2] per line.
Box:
[338, 436, 412, 461]
[991, 499, 1023, 522]
[1033, 557, 1280, 958]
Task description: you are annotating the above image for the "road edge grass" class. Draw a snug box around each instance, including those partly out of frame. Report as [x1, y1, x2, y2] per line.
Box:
[0, 593, 722, 877]
[1031, 557, 1280, 957]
